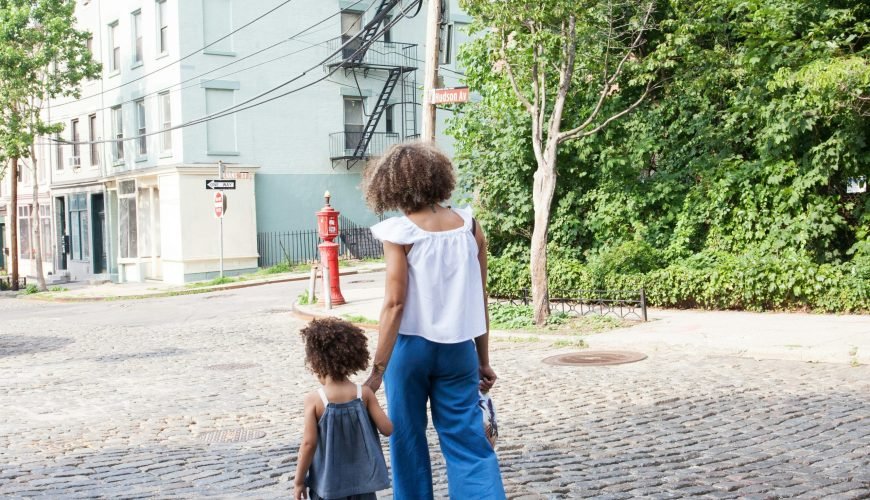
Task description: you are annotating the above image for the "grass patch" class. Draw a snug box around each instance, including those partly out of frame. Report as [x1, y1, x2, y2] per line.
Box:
[258, 262, 313, 275]
[187, 276, 238, 288]
[341, 313, 378, 324]
[24, 284, 40, 295]
[340, 257, 385, 268]
[494, 335, 541, 343]
[551, 338, 589, 349]
[297, 290, 317, 305]
[48, 286, 68, 292]
[488, 303, 628, 333]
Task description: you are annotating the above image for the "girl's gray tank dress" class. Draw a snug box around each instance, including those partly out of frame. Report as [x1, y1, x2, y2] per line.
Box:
[306, 384, 390, 500]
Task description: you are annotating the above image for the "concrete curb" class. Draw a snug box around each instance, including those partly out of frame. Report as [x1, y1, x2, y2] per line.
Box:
[22, 265, 386, 303]
[292, 302, 380, 330]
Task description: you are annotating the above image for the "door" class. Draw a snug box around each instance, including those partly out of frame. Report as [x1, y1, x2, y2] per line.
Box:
[344, 97, 365, 152]
[0, 223, 5, 270]
[91, 194, 107, 274]
[55, 198, 67, 271]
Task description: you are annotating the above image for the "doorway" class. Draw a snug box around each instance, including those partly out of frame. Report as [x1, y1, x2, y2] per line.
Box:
[55, 198, 67, 271]
[0, 222, 5, 270]
[92, 194, 107, 274]
[344, 97, 365, 153]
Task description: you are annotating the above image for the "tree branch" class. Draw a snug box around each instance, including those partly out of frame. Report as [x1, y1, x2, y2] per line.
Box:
[560, 79, 654, 142]
[500, 35, 534, 115]
[545, 15, 577, 150]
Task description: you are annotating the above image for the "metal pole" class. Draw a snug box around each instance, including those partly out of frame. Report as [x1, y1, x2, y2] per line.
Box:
[421, 0, 442, 142]
[323, 261, 332, 310]
[308, 265, 318, 304]
[219, 216, 224, 279]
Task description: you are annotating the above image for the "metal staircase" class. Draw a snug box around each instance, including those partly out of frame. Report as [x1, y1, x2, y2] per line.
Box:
[326, 0, 419, 169]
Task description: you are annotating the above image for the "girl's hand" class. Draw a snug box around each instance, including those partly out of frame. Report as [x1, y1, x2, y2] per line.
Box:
[294, 481, 307, 499]
[479, 364, 497, 392]
[364, 371, 383, 393]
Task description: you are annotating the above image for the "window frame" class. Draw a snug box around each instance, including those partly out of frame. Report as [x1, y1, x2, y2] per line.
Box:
[70, 118, 81, 165]
[156, 0, 169, 56]
[118, 180, 138, 260]
[111, 105, 125, 165]
[89, 114, 100, 166]
[158, 91, 172, 155]
[131, 10, 143, 66]
[134, 98, 147, 158]
[108, 21, 120, 74]
[55, 133, 64, 171]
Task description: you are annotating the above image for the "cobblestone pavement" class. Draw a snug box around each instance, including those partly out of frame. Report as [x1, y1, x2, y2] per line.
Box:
[1, 283, 869, 499]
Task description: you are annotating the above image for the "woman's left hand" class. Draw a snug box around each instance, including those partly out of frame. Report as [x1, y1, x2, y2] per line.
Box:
[364, 371, 384, 393]
[479, 364, 497, 392]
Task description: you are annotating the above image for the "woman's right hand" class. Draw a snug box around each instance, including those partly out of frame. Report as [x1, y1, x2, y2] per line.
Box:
[364, 371, 384, 393]
[294, 481, 307, 499]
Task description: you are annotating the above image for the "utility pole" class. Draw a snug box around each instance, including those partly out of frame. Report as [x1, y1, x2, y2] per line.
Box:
[10, 158, 19, 291]
[421, 0, 442, 142]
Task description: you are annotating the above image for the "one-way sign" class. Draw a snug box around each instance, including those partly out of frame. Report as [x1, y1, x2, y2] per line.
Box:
[205, 179, 236, 190]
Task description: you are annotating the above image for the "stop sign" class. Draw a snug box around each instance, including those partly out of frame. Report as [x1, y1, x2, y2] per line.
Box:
[214, 191, 227, 218]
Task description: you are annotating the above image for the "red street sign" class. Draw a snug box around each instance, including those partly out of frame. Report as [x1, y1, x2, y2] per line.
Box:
[431, 86, 470, 104]
[214, 191, 227, 218]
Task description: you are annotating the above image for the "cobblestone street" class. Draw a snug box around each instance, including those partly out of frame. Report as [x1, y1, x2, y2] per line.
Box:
[1, 281, 869, 499]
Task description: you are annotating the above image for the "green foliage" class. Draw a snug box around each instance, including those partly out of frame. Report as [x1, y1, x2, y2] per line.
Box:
[453, 0, 869, 312]
[258, 262, 312, 275]
[24, 283, 38, 294]
[489, 251, 870, 313]
[297, 290, 317, 305]
[341, 314, 377, 324]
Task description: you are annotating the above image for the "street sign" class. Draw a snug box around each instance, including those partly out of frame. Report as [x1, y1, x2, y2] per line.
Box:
[224, 171, 252, 180]
[214, 191, 227, 219]
[206, 179, 236, 190]
[431, 86, 470, 104]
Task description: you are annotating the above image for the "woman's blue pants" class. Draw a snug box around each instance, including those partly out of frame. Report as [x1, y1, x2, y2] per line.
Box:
[384, 334, 506, 500]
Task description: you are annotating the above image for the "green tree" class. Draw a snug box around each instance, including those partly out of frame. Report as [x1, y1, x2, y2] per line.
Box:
[459, 0, 658, 324]
[0, 0, 99, 290]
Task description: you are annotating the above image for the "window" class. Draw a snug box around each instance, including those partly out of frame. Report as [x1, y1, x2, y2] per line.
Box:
[205, 88, 236, 153]
[69, 193, 89, 261]
[40, 205, 52, 263]
[156, 0, 169, 54]
[385, 104, 395, 134]
[203, 0, 233, 53]
[135, 99, 147, 157]
[86, 35, 96, 66]
[440, 23, 454, 65]
[71, 119, 81, 165]
[111, 105, 124, 164]
[108, 21, 120, 72]
[17, 206, 30, 259]
[132, 10, 143, 65]
[341, 10, 362, 58]
[344, 97, 364, 151]
[158, 92, 172, 153]
[384, 15, 392, 44]
[119, 180, 138, 258]
[89, 114, 99, 166]
[55, 133, 64, 170]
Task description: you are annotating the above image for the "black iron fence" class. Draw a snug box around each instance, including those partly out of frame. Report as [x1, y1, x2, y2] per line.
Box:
[257, 216, 384, 268]
[493, 289, 648, 321]
[0, 276, 27, 290]
[329, 131, 400, 160]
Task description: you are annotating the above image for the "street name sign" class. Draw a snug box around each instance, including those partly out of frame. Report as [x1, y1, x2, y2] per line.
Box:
[205, 179, 236, 190]
[431, 86, 470, 104]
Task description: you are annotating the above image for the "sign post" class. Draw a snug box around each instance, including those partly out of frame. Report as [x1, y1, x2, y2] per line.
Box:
[214, 190, 227, 278]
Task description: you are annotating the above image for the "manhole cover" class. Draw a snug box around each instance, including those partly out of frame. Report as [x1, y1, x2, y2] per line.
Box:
[198, 429, 266, 443]
[205, 362, 259, 371]
[543, 350, 647, 366]
[349, 279, 375, 284]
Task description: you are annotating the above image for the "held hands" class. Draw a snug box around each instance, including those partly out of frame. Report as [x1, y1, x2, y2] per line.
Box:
[479, 364, 497, 392]
[364, 370, 384, 393]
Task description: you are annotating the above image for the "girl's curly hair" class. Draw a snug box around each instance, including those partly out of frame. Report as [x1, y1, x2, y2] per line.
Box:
[362, 141, 456, 214]
[299, 318, 369, 380]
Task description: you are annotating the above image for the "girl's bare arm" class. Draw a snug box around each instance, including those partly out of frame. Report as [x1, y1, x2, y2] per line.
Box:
[293, 393, 319, 498]
[363, 385, 393, 436]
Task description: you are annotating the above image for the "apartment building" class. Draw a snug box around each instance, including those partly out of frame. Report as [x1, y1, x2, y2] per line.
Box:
[0, 0, 471, 284]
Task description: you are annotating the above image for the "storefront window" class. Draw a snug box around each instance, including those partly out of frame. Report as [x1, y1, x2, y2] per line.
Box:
[69, 194, 89, 261]
[119, 180, 138, 258]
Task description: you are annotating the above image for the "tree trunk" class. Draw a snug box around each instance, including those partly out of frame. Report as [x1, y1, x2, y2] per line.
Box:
[31, 155, 47, 291]
[530, 156, 558, 326]
[10, 157, 19, 291]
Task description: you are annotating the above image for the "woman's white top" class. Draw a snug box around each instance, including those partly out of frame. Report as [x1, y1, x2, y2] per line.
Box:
[370, 207, 486, 344]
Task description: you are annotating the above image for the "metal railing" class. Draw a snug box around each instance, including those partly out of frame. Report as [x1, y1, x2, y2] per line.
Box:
[493, 289, 648, 321]
[325, 38, 418, 69]
[330, 131, 399, 160]
[0, 276, 27, 290]
[257, 217, 384, 268]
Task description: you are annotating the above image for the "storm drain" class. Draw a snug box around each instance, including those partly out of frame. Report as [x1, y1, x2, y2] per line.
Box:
[205, 362, 259, 371]
[543, 350, 647, 366]
[198, 428, 266, 443]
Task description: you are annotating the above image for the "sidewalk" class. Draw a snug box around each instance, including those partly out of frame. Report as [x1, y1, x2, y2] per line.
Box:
[294, 276, 870, 366]
[16, 262, 386, 302]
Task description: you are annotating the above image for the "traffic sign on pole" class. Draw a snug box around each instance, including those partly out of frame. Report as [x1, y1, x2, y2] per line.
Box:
[214, 191, 227, 218]
[206, 179, 236, 190]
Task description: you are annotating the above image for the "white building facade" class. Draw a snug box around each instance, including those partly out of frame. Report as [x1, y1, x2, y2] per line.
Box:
[0, 0, 471, 284]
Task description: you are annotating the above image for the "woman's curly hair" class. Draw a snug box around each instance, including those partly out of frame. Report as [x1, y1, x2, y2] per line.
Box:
[362, 141, 456, 214]
[299, 318, 369, 380]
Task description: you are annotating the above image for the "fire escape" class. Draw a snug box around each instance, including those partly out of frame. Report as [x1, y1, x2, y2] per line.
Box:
[327, 0, 419, 170]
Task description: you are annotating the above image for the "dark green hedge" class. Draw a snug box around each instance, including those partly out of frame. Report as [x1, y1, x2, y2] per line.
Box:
[488, 250, 870, 313]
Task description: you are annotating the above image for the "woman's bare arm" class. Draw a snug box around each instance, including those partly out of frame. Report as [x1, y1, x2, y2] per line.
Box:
[364, 241, 408, 393]
[474, 222, 497, 391]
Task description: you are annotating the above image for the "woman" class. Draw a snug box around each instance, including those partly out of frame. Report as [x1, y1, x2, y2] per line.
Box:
[362, 142, 506, 499]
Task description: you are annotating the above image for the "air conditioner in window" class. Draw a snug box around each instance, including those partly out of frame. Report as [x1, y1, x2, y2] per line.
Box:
[68, 156, 81, 168]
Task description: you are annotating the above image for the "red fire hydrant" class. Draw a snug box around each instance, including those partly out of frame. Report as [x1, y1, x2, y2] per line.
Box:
[316, 191, 346, 306]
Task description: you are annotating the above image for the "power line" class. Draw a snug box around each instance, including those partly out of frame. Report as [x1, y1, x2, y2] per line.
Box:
[50, 0, 302, 110]
[45, 1, 420, 147]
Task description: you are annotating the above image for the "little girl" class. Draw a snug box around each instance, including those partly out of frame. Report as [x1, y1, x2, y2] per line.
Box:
[294, 318, 393, 500]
